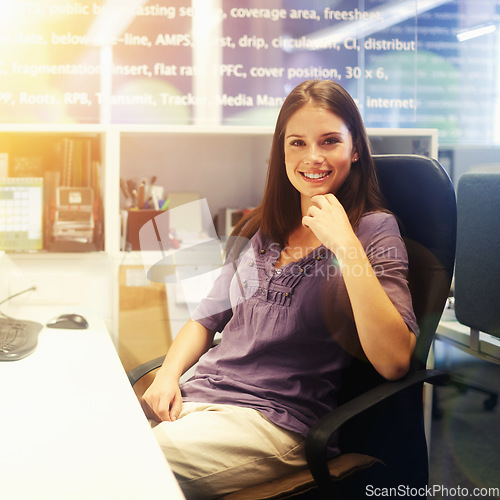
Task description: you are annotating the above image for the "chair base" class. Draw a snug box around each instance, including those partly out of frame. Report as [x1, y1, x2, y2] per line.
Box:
[448, 374, 498, 411]
[433, 374, 498, 419]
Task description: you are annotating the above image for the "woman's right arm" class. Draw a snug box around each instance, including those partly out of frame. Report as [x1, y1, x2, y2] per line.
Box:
[140, 319, 215, 422]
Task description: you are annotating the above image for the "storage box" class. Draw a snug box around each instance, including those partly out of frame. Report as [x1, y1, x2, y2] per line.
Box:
[53, 186, 94, 243]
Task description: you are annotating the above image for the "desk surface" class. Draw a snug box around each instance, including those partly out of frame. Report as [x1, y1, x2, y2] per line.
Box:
[436, 311, 500, 362]
[0, 309, 184, 500]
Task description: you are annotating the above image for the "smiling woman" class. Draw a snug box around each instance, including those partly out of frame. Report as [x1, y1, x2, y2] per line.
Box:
[284, 104, 357, 209]
[141, 80, 418, 499]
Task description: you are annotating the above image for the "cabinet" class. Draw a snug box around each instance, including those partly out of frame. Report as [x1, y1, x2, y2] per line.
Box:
[0, 125, 438, 359]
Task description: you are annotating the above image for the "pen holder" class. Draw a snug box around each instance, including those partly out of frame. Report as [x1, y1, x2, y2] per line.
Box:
[126, 209, 167, 251]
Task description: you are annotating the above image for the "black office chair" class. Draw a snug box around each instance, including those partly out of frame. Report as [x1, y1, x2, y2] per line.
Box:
[128, 155, 457, 499]
[435, 172, 500, 411]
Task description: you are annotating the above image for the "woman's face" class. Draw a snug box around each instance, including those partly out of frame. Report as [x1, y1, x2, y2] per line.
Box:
[284, 103, 357, 206]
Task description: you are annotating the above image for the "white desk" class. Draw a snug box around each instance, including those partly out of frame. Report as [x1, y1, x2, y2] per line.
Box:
[0, 310, 184, 500]
[436, 312, 500, 363]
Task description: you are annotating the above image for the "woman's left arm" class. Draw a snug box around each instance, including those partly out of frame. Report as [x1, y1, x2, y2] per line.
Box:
[303, 194, 416, 381]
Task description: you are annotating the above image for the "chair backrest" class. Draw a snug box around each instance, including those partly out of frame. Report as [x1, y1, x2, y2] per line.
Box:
[454, 173, 500, 339]
[337, 155, 456, 488]
[373, 155, 457, 367]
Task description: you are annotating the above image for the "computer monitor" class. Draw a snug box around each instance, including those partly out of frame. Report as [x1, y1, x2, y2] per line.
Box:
[0, 177, 43, 251]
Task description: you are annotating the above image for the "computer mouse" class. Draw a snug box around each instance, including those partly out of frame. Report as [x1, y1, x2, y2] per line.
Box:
[46, 313, 89, 330]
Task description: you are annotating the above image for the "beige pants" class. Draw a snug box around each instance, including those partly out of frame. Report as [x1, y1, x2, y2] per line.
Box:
[151, 402, 307, 499]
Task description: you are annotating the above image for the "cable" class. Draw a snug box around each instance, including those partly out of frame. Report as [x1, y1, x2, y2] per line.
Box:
[0, 286, 37, 318]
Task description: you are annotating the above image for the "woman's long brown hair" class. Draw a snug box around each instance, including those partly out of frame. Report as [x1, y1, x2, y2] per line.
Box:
[228, 80, 386, 254]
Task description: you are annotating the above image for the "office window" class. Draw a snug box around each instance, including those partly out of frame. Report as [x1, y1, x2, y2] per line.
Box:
[0, 0, 498, 146]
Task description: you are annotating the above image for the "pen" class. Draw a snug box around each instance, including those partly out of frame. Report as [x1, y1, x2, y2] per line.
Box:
[138, 182, 145, 209]
[151, 189, 160, 210]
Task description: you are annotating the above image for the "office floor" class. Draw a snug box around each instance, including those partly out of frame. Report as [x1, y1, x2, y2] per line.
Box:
[429, 340, 500, 499]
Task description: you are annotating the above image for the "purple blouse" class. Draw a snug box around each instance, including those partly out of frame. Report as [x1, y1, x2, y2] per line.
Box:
[181, 212, 418, 440]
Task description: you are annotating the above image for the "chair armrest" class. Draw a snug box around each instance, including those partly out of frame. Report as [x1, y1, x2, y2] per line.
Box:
[127, 355, 166, 386]
[305, 368, 449, 493]
[126, 336, 222, 387]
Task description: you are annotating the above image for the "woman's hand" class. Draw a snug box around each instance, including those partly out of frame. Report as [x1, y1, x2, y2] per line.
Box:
[301, 194, 355, 254]
[139, 320, 215, 422]
[141, 373, 183, 422]
[303, 193, 415, 380]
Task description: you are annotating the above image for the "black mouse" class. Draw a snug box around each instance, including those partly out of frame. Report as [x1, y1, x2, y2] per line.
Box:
[46, 313, 89, 330]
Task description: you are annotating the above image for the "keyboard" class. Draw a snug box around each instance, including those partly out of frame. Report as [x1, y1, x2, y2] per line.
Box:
[0, 317, 43, 361]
